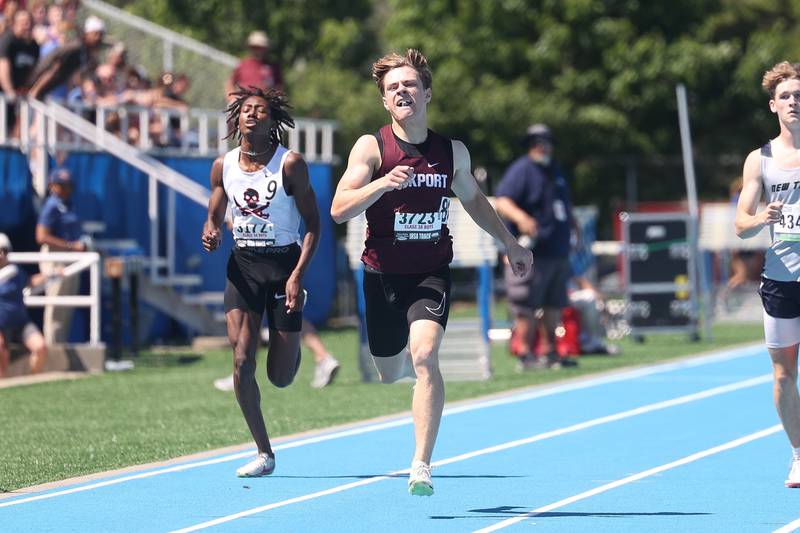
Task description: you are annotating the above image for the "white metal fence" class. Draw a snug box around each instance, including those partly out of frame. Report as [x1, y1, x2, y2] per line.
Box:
[11, 251, 102, 346]
[2, 95, 337, 163]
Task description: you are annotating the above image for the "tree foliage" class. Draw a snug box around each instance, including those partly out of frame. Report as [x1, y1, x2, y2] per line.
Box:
[110, 0, 800, 233]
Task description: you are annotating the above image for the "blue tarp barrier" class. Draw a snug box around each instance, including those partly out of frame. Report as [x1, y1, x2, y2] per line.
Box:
[0, 149, 38, 251]
[0, 149, 337, 342]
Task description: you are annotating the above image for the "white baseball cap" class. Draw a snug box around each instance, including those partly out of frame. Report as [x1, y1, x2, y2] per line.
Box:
[0, 233, 12, 252]
[247, 31, 269, 48]
[84, 15, 105, 34]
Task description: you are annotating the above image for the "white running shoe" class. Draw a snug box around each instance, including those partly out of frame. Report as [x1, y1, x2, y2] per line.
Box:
[786, 458, 800, 488]
[408, 460, 433, 496]
[236, 453, 275, 477]
[213, 374, 234, 392]
[104, 359, 135, 372]
[311, 355, 340, 388]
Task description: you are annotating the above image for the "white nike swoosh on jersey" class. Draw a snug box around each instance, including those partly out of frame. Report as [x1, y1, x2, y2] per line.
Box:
[425, 292, 447, 317]
[275, 294, 286, 300]
[427, 162, 440, 168]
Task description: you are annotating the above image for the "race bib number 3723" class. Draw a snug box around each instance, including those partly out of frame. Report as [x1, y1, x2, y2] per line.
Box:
[393, 197, 450, 242]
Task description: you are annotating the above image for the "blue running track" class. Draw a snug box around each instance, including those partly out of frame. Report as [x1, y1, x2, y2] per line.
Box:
[2, 344, 800, 532]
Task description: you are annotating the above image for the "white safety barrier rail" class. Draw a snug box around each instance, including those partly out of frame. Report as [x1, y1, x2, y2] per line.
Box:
[10, 251, 102, 346]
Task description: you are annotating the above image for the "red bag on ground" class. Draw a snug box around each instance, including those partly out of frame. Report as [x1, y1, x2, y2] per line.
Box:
[509, 307, 582, 358]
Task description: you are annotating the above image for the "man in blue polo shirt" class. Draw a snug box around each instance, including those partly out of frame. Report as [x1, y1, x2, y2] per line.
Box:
[0, 233, 48, 377]
[36, 167, 86, 344]
[495, 124, 579, 370]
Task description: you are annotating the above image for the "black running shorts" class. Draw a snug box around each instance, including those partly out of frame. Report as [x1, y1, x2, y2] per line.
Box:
[760, 277, 800, 319]
[224, 244, 303, 332]
[363, 266, 451, 357]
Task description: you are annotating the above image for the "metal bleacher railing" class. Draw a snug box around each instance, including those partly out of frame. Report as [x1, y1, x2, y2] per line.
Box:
[6, 97, 337, 164]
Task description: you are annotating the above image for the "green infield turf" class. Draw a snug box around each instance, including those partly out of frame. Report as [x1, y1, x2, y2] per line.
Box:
[0, 321, 763, 492]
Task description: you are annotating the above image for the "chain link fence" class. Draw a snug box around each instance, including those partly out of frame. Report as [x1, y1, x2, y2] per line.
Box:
[81, 0, 235, 111]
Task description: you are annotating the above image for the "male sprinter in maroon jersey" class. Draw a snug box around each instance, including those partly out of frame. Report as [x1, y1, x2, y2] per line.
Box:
[331, 49, 533, 496]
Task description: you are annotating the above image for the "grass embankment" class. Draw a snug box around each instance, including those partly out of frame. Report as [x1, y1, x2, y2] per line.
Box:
[0, 322, 763, 492]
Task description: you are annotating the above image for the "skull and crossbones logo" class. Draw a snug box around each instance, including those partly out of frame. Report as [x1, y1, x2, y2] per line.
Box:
[234, 188, 270, 219]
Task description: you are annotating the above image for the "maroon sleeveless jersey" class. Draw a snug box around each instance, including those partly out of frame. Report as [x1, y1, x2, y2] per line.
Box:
[362, 125, 455, 274]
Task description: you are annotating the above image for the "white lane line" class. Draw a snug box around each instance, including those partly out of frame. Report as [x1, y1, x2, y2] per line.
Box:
[434, 375, 772, 469]
[444, 344, 763, 417]
[0, 451, 256, 509]
[168, 472, 402, 533]
[167, 374, 772, 532]
[0, 417, 412, 509]
[0, 344, 763, 508]
[774, 518, 800, 532]
[473, 425, 783, 532]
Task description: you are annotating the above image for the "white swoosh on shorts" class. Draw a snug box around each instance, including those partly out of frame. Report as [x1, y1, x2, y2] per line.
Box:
[274, 290, 307, 306]
[425, 293, 447, 317]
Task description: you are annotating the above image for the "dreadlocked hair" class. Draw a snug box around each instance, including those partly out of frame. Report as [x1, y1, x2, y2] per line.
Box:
[224, 86, 294, 146]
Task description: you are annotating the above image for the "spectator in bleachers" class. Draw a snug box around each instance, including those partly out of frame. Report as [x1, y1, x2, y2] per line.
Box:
[123, 64, 147, 91]
[29, 0, 45, 41]
[153, 71, 188, 110]
[66, 68, 95, 107]
[45, 2, 62, 34]
[0, 232, 48, 377]
[146, 112, 167, 147]
[0, 10, 38, 95]
[99, 41, 126, 92]
[120, 72, 189, 147]
[36, 167, 86, 344]
[0, 0, 20, 35]
[103, 108, 121, 137]
[94, 63, 121, 103]
[37, 4, 67, 57]
[61, 0, 79, 23]
[156, 71, 191, 146]
[225, 30, 283, 102]
[27, 14, 105, 101]
[0, 9, 38, 136]
[114, 67, 150, 145]
[162, 72, 189, 104]
[495, 123, 580, 370]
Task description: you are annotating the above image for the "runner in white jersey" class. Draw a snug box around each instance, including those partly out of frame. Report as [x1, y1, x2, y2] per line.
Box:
[201, 87, 320, 477]
[736, 61, 800, 489]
